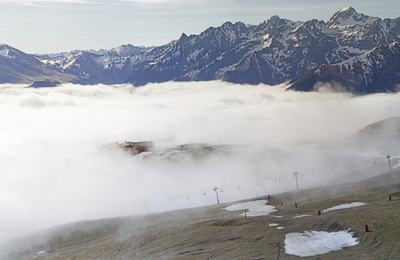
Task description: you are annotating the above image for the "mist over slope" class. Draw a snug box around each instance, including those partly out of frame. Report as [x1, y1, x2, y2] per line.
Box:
[0, 81, 399, 244]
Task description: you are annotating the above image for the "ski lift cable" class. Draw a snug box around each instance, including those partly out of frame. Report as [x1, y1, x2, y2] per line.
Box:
[157, 155, 397, 207]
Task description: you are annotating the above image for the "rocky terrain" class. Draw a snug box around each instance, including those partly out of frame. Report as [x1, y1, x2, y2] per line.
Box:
[288, 42, 400, 94]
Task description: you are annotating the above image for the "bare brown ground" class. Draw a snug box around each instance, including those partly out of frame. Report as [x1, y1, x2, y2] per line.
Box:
[2, 169, 400, 260]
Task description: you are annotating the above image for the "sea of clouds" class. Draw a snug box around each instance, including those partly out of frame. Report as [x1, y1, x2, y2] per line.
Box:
[0, 80, 399, 243]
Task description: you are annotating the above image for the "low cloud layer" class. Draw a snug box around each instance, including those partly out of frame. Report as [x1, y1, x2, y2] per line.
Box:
[0, 81, 399, 243]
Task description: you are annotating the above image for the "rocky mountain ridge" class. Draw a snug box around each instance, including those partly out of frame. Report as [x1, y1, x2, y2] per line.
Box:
[1, 7, 400, 93]
[0, 44, 77, 84]
[288, 41, 400, 93]
[36, 44, 150, 60]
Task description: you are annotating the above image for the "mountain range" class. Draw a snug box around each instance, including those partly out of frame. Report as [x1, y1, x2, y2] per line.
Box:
[1, 7, 400, 94]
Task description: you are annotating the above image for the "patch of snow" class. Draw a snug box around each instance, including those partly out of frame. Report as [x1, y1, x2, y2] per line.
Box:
[224, 200, 276, 217]
[187, 48, 204, 61]
[173, 50, 180, 57]
[0, 48, 12, 58]
[37, 251, 46, 255]
[263, 37, 273, 48]
[285, 230, 359, 257]
[274, 215, 283, 218]
[269, 223, 279, 226]
[334, 15, 378, 28]
[94, 53, 126, 70]
[60, 53, 83, 70]
[293, 214, 312, 218]
[322, 202, 366, 213]
[214, 63, 238, 78]
[277, 226, 284, 229]
[314, 68, 321, 75]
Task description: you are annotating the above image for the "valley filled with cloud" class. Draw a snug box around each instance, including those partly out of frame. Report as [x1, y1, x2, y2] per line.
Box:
[0, 81, 399, 243]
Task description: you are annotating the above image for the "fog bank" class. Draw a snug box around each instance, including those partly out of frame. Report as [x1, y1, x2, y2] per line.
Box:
[0, 81, 399, 243]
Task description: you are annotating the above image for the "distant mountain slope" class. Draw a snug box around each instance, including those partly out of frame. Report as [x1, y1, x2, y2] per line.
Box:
[0, 44, 76, 84]
[287, 41, 400, 94]
[360, 116, 400, 139]
[36, 44, 150, 60]
[1, 7, 400, 94]
[356, 116, 400, 153]
[108, 44, 151, 57]
[125, 6, 400, 87]
[48, 6, 400, 90]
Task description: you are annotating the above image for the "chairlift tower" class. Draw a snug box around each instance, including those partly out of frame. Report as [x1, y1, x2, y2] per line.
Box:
[387, 154, 392, 172]
[213, 186, 220, 204]
[293, 171, 299, 190]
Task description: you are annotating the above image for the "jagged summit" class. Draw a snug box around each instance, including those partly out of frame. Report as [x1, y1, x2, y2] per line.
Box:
[327, 7, 358, 26]
[339, 6, 357, 15]
[268, 15, 282, 23]
[327, 6, 379, 27]
[178, 33, 189, 41]
[1, 7, 400, 94]
[108, 44, 149, 57]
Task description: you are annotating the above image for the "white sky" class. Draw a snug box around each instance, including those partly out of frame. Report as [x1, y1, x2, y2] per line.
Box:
[0, 0, 399, 54]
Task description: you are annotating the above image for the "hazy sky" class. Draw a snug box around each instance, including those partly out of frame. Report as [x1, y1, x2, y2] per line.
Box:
[0, 0, 399, 54]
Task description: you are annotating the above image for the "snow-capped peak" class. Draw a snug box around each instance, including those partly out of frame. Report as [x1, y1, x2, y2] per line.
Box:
[339, 6, 357, 14]
[331, 7, 358, 23]
[109, 44, 149, 57]
[327, 7, 379, 28]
